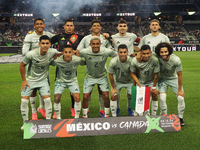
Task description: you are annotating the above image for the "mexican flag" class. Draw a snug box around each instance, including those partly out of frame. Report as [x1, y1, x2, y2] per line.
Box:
[131, 86, 151, 114]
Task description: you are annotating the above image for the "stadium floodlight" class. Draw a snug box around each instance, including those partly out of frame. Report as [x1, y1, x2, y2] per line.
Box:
[52, 13, 60, 17]
[188, 11, 195, 15]
[154, 12, 161, 16]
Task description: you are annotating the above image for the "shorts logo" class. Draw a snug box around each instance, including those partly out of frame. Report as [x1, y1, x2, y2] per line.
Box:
[89, 57, 92, 60]
[75, 88, 78, 91]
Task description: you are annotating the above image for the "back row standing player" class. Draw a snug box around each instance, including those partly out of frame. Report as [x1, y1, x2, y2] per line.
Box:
[50, 19, 84, 117]
[22, 18, 54, 120]
[77, 19, 112, 117]
[138, 19, 170, 115]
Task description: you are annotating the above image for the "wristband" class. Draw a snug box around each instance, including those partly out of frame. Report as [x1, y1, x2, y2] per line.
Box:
[152, 87, 156, 89]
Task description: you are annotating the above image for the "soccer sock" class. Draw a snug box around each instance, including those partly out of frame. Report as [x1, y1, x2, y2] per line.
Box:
[127, 93, 131, 109]
[82, 108, 88, 118]
[151, 101, 158, 115]
[21, 99, 29, 122]
[99, 94, 104, 111]
[39, 94, 44, 109]
[71, 94, 75, 108]
[159, 93, 167, 114]
[54, 102, 61, 119]
[177, 95, 185, 118]
[110, 100, 117, 117]
[43, 97, 52, 119]
[74, 101, 81, 118]
[30, 96, 37, 114]
[117, 93, 121, 108]
[104, 107, 110, 117]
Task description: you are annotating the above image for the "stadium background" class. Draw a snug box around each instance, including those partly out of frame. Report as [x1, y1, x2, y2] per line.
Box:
[0, 0, 200, 149]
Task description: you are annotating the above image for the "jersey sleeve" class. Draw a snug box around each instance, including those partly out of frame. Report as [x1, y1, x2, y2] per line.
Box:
[77, 37, 86, 51]
[138, 37, 145, 49]
[22, 52, 31, 65]
[130, 58, 137, 73]
[108, 49, 118, 57]
[154, 58, 160, 73]
[107, 58, 115, 74]
[22, 35, 31, 56]
[175, 57, 182, 72]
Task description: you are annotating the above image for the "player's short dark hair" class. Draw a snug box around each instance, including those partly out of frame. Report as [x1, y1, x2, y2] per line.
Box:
[34, 18, 44, 24]
[155, 42, 173, 56]
[118, 19, 127, 25]
[118, 44, 128, 51]
[65, 19, 74, 25]
[150, 19, 160, 25]
[64, 45, 73, 50]
[140, 45, 151, 51]
[91, 19, 101, 26]
[39, 35, 50, 42]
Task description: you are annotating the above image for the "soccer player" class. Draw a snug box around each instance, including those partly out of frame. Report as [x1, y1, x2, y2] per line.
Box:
[51, 19, 84, 117]
[79, 36, 117, 118]
[111, 19, 140, 57]
[20, 35, 58, 130]
[155, 42, 185, 126]
[130, 45, 160, 116]
[22, 18, 54, 120]
[138, 19, 170, 52]
[51, 45, 85, 119]
[137, 19, 170, 115]
[77, 19, 112, 117]
[108, 44, 133, 117]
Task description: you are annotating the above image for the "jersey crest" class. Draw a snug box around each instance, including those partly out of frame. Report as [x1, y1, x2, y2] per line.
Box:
[70, 35, 78, 44]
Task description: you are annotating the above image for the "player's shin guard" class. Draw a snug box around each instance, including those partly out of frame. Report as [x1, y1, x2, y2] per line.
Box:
[21, 99, 29, 122]
[74, 101, 81, 118]
[39, 94, 44, 109]
[177, 95, 185, 118]
[30, 96, 37, 114]
[127, 93, 131, 109]
[110, 100, 117, 117]
[82, 108, 88, 118]
[159, 93, 167, 115]
[54, 103, 61, 119]
[44, 97, 52, 119]
[99, 94, 104, 111]
[104, 107, 110, 117]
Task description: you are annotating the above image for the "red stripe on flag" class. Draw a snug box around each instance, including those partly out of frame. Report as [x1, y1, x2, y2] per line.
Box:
[144, 87, 151, 111]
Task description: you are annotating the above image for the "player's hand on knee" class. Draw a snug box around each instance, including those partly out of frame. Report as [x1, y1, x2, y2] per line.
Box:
[21, 81, 30, 92]
[111, 88, 118, 100]
[152, 88, 159, 97]
[177, 90, 185, 98]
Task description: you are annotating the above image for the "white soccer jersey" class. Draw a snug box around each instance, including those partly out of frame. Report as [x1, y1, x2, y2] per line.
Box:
[22, 31, 54, 56]
[77, 34, 112, 51]
[112, 32, 137, 55]
[138, 33, 170, 52]
[80, 47, 117, 78]
[23, 48, 58, 83]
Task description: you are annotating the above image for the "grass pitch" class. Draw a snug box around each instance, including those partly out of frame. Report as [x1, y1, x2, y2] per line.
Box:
[0, 52, 200, 150]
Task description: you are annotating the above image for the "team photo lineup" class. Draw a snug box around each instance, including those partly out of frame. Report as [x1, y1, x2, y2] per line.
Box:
[19, 17, 185, 130]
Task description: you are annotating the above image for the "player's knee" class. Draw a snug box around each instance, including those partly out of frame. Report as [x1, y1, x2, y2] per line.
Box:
[73, 95, 80, 102]
[54, 94, 61, 103]
[111, 95, 118, 101]
[152, 94, 158, 101]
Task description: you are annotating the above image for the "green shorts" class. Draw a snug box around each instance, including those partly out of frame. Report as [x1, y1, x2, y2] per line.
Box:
[54, 80, 80, 94]
[83, 75, 109, 93]
[158, 78, 183, 94]
[21, 79, 50, 97]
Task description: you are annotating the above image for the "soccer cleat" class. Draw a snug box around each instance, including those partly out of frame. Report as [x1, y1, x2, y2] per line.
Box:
[127, 108, 134, 116]
[32, 112, 38, 120]
[53, 112, 57, 119]
[87, 110, 90, 116]
[37, 107, 46, 118]
[99, 110, 105, 117]
[82, 116, 87, 118]
[116, 108, 120, 116]
[180, 118, 185, 126]
[70, 107, 75, 117]
[21, 124, 24, 130]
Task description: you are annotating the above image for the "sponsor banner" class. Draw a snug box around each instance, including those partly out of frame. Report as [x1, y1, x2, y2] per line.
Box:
[173, 44, 198, 51]
[24, 114, 181, 139]
[131, 86, 150, 114]
[170, 40, 200, 44]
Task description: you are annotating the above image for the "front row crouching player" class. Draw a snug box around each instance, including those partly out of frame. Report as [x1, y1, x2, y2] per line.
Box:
[20, 35, 59, 130]
[79, 36, 118, 118]
[130, 45, 160, 115]
[51, 45, 85, 119]
[108, 44, 134, 117]
[155, 43, 185, 126]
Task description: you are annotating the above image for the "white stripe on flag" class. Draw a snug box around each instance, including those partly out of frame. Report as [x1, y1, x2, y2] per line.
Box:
[135, 87, 146, 114]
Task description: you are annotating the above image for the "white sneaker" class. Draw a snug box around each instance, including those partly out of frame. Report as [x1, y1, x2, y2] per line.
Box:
[21, 124, 24, 130]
